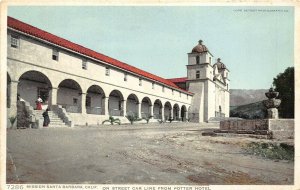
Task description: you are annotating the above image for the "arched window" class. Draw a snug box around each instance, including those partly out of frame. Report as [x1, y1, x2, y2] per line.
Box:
[196, 71, 200, 79]
[196, 56, 200, 64]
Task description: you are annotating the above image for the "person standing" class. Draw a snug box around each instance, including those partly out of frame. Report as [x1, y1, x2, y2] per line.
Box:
[42, 108, 50, 127]
[36, 95, 43, 110]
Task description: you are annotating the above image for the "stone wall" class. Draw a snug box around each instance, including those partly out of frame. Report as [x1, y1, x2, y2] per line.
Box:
[220, 119, 269, 131]
[219, 119, 294, 140]
[268, 119, 294, 140]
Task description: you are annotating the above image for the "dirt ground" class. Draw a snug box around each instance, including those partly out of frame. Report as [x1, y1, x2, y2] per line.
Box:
[6, 122, 294, 185]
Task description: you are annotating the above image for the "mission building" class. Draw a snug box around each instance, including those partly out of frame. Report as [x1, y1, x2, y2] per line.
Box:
[7, 16, 230, 127]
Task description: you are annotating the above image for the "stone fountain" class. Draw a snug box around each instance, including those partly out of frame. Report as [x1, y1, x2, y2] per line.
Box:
[263, 87, 281, 119]
[214, 87, 294, 140]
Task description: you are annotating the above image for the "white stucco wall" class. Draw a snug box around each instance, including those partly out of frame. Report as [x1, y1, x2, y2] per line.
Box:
[224, 91, 230, 117]
[206, 80, 216, 121]
[188, 81, 205, 122]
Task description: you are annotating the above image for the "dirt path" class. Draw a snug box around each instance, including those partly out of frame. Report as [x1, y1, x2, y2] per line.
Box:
[6, 123, 294, 184]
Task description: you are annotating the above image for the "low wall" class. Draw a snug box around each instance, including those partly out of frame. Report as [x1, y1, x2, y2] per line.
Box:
[68, 113, 129, 126]
[68, 113, 177, 126]
[220, 119, 268, 131]
[268, 119, 294, 140]
[220, 119, 294, 140]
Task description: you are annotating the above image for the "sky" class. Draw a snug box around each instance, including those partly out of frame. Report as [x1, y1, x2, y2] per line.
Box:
[8, 6, 294, 89]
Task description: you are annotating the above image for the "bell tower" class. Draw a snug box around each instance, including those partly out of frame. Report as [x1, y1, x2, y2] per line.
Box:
[186, 40, 215, 122]
[187, 40, 214, 82]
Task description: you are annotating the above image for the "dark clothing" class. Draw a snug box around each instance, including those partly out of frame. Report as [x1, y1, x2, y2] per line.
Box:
[42, 110, 50, 127]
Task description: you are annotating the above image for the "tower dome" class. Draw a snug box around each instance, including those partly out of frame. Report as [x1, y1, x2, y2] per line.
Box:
[191, 40, 209, 53]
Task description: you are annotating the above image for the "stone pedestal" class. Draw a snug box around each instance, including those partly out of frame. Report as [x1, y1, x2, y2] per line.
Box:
[267, 108, 279, 119]
[263, 87, 281, 119]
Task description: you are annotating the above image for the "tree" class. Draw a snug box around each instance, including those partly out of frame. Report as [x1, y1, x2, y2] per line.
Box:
[273, 67, 294, 118]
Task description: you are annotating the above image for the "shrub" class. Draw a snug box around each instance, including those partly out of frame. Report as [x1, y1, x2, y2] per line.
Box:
[102, 116, 121, 125]
[142, 116, 152, 124]
[243, 142, 294, 161]
[126, 114, 142, 125]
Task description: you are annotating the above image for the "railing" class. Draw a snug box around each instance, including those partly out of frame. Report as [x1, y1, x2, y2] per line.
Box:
[215, 111, 225, 117]
[87, 107, 102, 115]
[109, 109, 122, 116]
[60, 104, 81, 113]
[51, 105, 73, 127]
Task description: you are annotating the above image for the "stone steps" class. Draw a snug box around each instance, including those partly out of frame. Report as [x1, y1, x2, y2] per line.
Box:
[32, 110, 67, 127]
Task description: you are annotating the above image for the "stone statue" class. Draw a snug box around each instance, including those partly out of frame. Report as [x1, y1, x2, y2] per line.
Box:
[263, 87, 281, 119]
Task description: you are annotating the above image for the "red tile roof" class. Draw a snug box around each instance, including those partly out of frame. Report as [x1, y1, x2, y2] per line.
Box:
[167, 77, 188, 83]
[8, 16, 193, 95]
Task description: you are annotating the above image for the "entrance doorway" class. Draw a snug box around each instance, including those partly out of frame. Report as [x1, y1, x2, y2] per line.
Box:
[38, 87, 49, 104]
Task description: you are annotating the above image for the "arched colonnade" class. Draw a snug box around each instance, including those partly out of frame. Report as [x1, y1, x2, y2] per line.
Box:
[7, 70, 190, 121]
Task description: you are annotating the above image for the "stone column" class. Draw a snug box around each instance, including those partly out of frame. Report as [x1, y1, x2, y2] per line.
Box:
[121, 100, 126, 116]
[161, 106, 165, 121]
[185, 110, 188, 121]
[267, 108, 279, 119]
[149, 105, 153, 118]
[178, 107, 181, 121]
[81, 93, 86, 114]
[48, 87, 58, 106]
[8, 80, 19, 117]
[137, 102, 141, 118]
[103, 97, 109, 116]
[170, 107, 174, 120]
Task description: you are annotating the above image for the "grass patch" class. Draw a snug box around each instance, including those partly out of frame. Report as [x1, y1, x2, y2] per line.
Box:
[244, 142, 294, 161]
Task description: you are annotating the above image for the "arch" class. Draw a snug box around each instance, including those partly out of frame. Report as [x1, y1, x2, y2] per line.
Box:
[7, 73, 11, 108]
[181, 105, 187, 121]
[141, 97, 152, 118]
[109, 89, 124, 116]
[173, 103, 180, 121]
[18, 70, 52, 109]
[57, 79, 82, 113]
[164, 101, 172, 121]
[153, 99, 162, 119]
[86, 85, 106, 115]
[126, 93, 139, 117]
